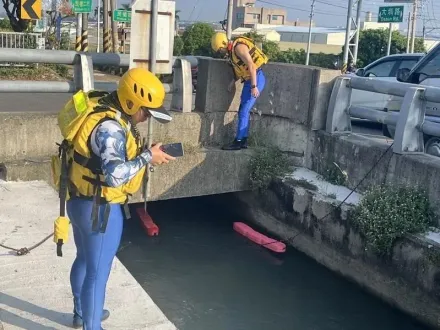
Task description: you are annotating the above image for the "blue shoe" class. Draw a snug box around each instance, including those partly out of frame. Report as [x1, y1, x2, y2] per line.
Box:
[72, 309, 110, 329]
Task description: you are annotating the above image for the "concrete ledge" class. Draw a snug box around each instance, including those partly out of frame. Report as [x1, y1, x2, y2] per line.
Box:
[213, 174, 440, 329]
[194, 58, 339, 129]
[2, 148, 254, 202]
[0, 111, 240, 162]
[311, 131, 440, 220]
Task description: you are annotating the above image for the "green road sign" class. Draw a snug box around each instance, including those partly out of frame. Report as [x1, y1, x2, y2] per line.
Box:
[72, 0, 92, 13]
[113, 10, 131, 22]
[378, 6, 404, 23]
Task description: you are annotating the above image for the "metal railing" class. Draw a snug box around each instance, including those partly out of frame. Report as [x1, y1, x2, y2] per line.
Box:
[0, 49, 195, 113]
[0, 32, 44, 49]
[326, 75, 440, 154]
[0, 32, 45, 67]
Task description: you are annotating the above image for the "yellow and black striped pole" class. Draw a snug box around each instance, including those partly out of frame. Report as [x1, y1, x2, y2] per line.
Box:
[341, 62, 347, 74]
[103, 0, 111, 52]
[103, 28, 112, 53]
[81, 13, 89, 52]
[75, 14, 82, 51]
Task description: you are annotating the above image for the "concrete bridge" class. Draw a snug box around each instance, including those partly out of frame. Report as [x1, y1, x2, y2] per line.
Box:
[0, 57, 337, 202]
[3, 52, 440, 329]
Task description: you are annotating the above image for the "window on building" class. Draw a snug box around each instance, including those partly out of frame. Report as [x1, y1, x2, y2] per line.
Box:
[236, 13, 244, 19]
[272, 15, 280, 20]
[247, 13, 260, 20]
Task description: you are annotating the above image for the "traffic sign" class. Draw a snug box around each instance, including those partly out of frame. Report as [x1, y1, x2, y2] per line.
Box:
[72, 0, 92, 13]
[113, 10, 131, 22]
[20, 0, 42, 20]
[378, 6, 404, 23]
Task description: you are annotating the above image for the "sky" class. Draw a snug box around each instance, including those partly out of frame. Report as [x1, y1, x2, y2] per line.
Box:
[176, 0, 440, 35]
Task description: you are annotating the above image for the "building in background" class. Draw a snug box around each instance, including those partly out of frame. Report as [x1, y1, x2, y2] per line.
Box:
[231, 0, 311, 30]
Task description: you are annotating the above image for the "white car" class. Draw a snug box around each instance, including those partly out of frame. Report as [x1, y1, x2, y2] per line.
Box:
[383, 44, 440, 157]
[350, 53, 424, 118]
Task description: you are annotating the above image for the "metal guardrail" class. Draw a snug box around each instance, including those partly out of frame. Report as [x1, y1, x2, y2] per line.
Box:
[326, 75, 440, 154]
[0, 32, 45, 67]
[0, 48, 199, 68]
[0, 50, 195, 113]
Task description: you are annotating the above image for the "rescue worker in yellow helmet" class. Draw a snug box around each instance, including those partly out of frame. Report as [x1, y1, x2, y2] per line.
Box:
[65, 68, 175, 329]
[211, 32, 268, 150]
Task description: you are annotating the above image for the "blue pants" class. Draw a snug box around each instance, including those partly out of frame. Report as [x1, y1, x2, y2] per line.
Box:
[236, 69, 266, 140]
[67, 198, 123, 330]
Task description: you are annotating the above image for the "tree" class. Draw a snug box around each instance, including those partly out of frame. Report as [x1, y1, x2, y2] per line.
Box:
[243, 30, 264, 43]
[181, 22, 215, 56]
[173, 35, 184, 56]
[1, 0, 30, 32]
[262, 40, 280, 61]
[0, 17, 13, 31]
[353, 28, 426, 67]
[45, 0, 74, 49]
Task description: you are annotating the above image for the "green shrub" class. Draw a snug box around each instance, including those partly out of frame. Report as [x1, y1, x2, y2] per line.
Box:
[352, 185, 435, 256]
[249, 147, 291, 190]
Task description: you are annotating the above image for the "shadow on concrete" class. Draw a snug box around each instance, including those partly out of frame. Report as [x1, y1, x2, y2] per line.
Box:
[0, 292, 71, 329]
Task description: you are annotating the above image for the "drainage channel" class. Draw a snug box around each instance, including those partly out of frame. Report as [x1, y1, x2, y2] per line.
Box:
[116, 196, 428, 330]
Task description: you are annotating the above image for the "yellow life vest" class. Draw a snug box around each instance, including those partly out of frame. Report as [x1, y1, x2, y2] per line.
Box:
[229, 36, 268, 81]
[51, 90, 145, 206]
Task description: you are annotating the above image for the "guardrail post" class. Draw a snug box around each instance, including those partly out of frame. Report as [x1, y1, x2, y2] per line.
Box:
[325, 76, 352, 134]
[393, 87, 426, 154]
[171, 58, 193, 112]
[73, 53, 95, 92]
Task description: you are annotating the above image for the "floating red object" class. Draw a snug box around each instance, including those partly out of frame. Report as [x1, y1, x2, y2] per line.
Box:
[233, 222, 286, 253]
[136, 207, 159, 236]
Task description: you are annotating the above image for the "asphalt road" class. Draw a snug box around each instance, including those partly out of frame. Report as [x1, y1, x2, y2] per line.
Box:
[0, 93, 386, 138]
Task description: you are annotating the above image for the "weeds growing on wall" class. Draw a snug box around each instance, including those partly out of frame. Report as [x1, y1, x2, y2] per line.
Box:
[249, 147, 291, 190]
[351, 185, 435, 256]
[316, 160, 348, 186]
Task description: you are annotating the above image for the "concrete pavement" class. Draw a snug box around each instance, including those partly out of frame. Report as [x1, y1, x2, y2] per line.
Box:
[0, 180, 177, 330]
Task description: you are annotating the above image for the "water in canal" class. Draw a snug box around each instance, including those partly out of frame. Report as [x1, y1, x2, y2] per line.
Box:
[116, 195, 428, 330]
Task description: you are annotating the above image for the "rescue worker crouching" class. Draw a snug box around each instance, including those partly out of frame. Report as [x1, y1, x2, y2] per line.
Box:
[54, 67, 175, 330]
[211, 32, 268, 150]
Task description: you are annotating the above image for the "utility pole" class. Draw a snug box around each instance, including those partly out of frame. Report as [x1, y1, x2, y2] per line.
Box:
[103, 0, 110, 52]
[110, 0, 118, 52]
[342, 0, 353, 71]
[75, 14, 82, 51]
[342, 0, 362, 72]
[406, 11, 411, 53]
[353, 0, 362, 64]
[305, 0, 316, 66]
[387, 23, 392, 56]
[410, 0, 418, 53]
[97, 0, 101, 52]
[81, 13, 88, 52]
[226, 0, 233, 39]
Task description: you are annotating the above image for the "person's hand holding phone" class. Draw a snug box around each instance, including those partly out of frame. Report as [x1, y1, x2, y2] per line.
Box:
[149, 143, 176, 166]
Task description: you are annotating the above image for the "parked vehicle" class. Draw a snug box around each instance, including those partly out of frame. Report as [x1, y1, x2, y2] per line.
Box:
[383, 44, 440, 156]
[191, 65, 198, 92]
[350, 53, 424, 119]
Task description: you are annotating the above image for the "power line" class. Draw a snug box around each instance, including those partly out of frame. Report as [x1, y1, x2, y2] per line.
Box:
[256, 0, 347, 17]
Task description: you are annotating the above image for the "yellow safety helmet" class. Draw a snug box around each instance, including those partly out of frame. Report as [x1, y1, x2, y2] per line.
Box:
[117, 67, 166, 116]
[211, 32, 229, 52]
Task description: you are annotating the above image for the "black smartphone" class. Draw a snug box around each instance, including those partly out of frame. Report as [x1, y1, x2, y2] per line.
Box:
[160, 142, 184, 157]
